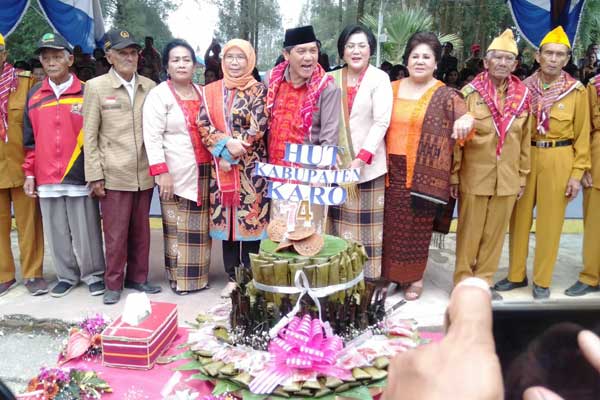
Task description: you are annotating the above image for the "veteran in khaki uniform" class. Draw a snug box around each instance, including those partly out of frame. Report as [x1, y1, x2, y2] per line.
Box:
[0, 33, 46, 297]
[451, 30, 532, 296]
[83, 29, 160, 305]
[564, 74, 600, 296]
[495, 27, 591, 299]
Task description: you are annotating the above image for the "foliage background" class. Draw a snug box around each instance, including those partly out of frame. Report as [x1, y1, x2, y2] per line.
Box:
[4, 0, 600, 70]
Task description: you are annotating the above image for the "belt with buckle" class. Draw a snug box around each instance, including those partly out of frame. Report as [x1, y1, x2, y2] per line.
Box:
[531, 139, 573, 148]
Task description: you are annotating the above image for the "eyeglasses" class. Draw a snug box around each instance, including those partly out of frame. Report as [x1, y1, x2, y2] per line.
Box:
[224, 54, 247, 63]
[344, 43, 369, 51]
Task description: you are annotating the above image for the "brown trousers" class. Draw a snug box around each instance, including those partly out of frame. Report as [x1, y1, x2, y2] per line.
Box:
[580, 188, 600, 286]
[0, 187, 44, 283]
[454, 193, 517, 286]
[508, 146, 572, 288]
[100, 189, 153, 291]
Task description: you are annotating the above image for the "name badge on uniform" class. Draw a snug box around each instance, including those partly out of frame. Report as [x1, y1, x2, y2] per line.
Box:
[102, 96, 121, 110]
[71, 103, 82, 115]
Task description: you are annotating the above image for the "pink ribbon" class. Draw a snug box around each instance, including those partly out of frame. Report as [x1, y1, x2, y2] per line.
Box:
[249, 315, 350, 394]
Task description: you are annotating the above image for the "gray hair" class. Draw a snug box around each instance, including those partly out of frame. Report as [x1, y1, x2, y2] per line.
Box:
[485, 50, 516, 61]
[38, 48, 71, 59]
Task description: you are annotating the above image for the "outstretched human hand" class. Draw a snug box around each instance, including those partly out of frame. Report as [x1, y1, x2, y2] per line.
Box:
[383, 277, 503, 400]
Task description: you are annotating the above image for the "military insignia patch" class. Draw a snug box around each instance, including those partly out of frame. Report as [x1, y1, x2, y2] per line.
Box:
[42, 33, 55, 42]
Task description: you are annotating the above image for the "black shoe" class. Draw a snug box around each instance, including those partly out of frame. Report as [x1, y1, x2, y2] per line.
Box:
[494, 277, 528, 292]
[490, 288, 503, 301]
[533, 284, 550, 299]
[103, 289, 121, 305]
[565, 281, 599, 297]
[124, 281, 162, 294]
[50, 281, 75, 298]
[89, 281, 105, 296]
[0, 279, 17, 297]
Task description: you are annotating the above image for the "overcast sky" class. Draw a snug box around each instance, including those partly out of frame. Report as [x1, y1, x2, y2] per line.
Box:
[167, 1, 304, 57]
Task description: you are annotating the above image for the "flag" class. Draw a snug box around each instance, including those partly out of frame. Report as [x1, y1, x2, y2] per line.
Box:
[508, 0, 587, 48]
[37, 0, 105, 54]
[0, 0, 30, 36]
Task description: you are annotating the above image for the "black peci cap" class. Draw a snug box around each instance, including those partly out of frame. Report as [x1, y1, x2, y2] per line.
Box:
[283, 25, 318, 48]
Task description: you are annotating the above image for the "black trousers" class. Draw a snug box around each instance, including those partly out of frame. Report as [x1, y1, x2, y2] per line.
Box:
[222, 240, 260, 280]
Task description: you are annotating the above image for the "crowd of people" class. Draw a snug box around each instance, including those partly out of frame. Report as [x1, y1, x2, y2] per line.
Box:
[0, 18, 599, 399]
[0, 21, 599, 310]
[371, 39, 600, 93]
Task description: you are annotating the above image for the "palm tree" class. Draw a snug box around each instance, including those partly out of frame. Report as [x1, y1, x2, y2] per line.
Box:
[361, 6, 463, 65]
[576, 0, 600, 54]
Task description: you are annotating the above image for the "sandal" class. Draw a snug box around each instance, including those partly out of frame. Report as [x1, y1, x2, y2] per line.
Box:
[404, 282, 423, 301]
[169, 282, 188, 296]
[169, 282, 210, 296]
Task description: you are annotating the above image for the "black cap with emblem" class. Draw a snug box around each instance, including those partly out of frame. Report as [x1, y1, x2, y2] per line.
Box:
[103, 29, 141, 51]
[35, 32, 73, 54]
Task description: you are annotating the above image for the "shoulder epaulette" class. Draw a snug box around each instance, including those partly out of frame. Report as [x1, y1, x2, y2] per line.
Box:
[461, 85, 475, 97]
[17, 70, 31, 77]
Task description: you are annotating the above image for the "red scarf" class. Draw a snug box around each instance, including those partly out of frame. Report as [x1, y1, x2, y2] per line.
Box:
[524, 70, 578, 135]
[167, 80, 209, 205]
[202, 80, 241, 208]
[469, 72, 529, 157]
[0, 63, 18, 142]
[266, 61, 333, 140]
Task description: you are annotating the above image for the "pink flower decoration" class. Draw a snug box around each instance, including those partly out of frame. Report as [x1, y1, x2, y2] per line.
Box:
[58, 330, 92, 365]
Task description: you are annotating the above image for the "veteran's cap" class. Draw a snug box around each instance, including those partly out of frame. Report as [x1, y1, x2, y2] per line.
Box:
[539, 26, 571, 49]
[104, 29, 141, 51]
[487, 29, 518, 56]
[35, 32, 72, 54]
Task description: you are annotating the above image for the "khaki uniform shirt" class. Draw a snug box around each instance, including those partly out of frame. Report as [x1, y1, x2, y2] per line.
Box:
[451, 86, 532, 196]
[0, 72, 33, 188]
[529, 82, 591, 181]
[588, 77, 600, 189]
[83, 68, 155, 191]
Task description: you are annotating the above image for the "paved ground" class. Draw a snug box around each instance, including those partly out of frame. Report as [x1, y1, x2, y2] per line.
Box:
[2, 224, 600, 394]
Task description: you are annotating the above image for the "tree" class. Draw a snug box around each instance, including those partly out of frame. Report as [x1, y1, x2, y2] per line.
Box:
[357, 0, 366, 23]
[101, 0, 176, 51]
[576, 0, 600, 55]
[361, 6, 462, 64]
[5, 5, 52, 63]
[214, 0, 282, 70]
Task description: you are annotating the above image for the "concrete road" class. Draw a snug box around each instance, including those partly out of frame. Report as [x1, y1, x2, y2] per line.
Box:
[2, 226, 600, 394]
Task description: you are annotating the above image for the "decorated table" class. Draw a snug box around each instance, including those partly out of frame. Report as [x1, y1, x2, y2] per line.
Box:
[16, 144, 444, 400]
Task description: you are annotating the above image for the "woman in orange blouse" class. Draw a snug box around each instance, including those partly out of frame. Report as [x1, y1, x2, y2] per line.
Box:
[382, 32, 473, 300]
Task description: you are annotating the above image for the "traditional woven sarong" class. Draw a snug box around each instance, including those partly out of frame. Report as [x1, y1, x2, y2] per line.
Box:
[328, 175, 385, 279]
[160, 163, 211, 291]
[382, 156, 437, 284]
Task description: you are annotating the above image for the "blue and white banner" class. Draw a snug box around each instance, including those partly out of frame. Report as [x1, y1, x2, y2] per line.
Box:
[255, 162, 360, 185]
[37, 0, 105, 54]
[508, 0, 587, 48]
[0, 0, 30, 36]
[267, 182, 348, 206]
